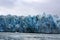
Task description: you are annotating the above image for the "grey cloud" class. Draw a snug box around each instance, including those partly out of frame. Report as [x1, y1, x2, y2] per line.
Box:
[0, 0, 16, 8]
[0, 0, 60, 16]
[22, 0, 60, 15]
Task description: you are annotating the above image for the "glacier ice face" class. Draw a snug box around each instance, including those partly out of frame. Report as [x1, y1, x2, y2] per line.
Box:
[0, 14, 60, 33]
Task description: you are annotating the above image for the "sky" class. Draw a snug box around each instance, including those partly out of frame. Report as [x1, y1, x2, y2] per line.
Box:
[0, 0, 60, 16]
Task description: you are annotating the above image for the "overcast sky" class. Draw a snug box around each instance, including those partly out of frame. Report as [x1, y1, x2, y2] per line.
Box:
[0, 0, 60, 16]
